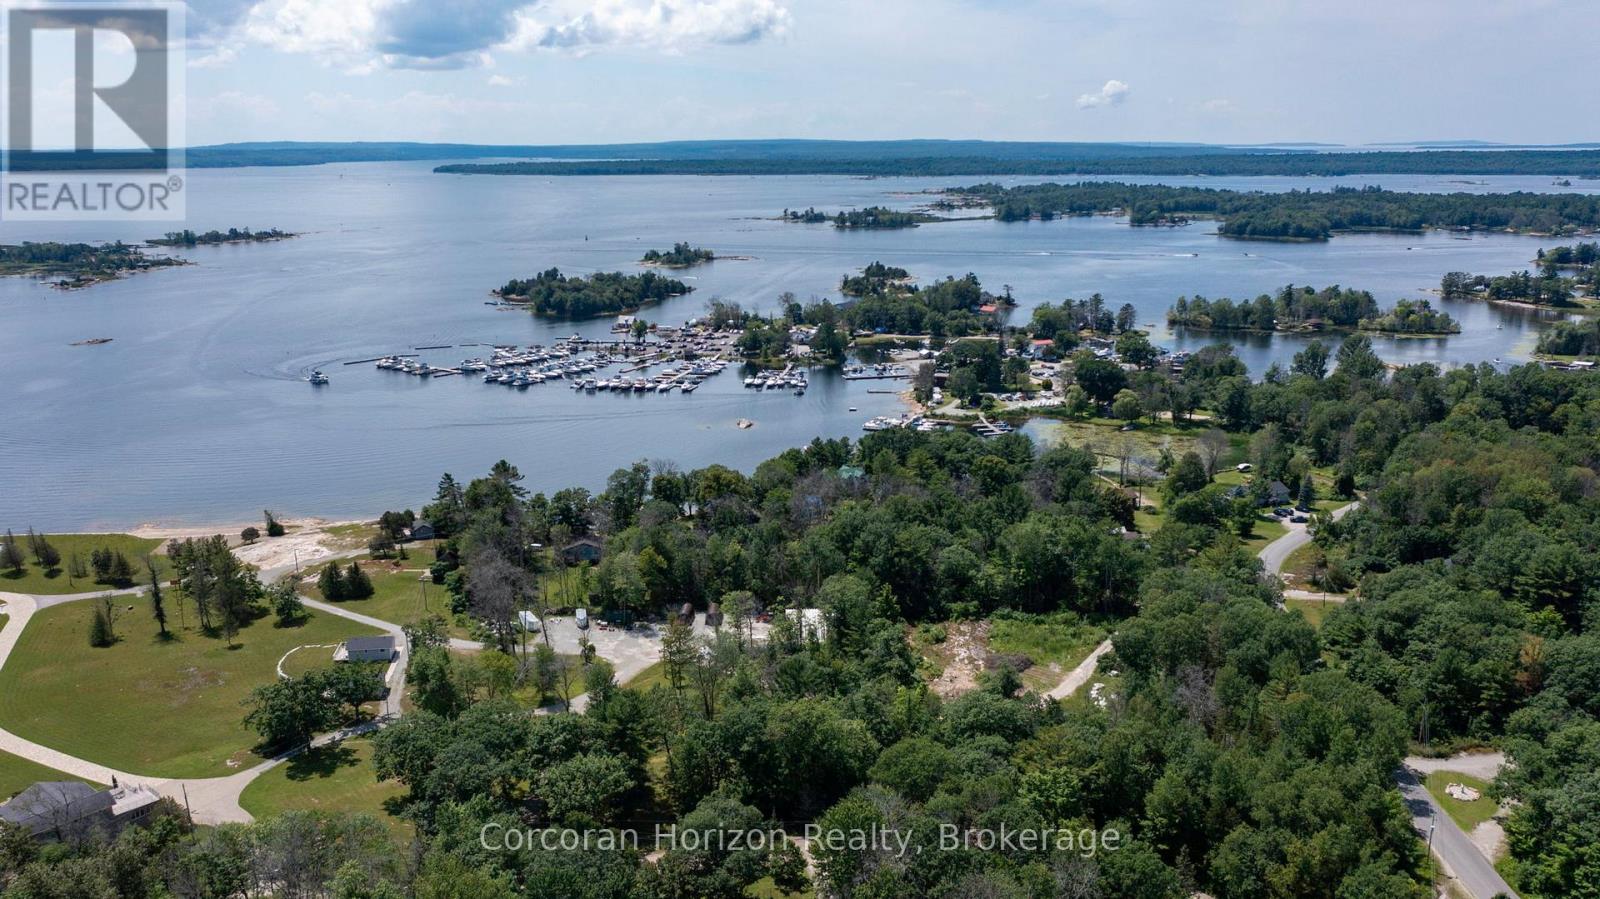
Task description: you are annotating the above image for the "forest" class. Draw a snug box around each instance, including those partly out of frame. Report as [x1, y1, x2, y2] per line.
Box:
[493, 268, 692, 317]
[148, 227, 295, 247]
[1168, 285, 1459, 334]
[641, 243, 715, 267]
[950, 182, 1600, 241]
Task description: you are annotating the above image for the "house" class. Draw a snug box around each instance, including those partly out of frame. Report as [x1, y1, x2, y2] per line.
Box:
[0, 781, 160, 842]
[560, 536, 604, 566]
[1266, 480, 1293, 507]
[407, 521, 435, 541]
[1025, 338, 1054, 359]
[335, 635, 395, 663]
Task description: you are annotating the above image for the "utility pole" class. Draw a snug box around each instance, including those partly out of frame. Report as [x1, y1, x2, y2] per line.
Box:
[1426, 810, 1437, 853]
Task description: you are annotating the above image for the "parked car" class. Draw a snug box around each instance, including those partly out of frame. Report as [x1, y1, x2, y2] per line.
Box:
[1291, 514, 1308, 523]
[1273, 508, 1292, 517]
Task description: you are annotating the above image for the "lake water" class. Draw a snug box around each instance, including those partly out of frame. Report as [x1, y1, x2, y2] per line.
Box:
[1, 164, 1589, 530]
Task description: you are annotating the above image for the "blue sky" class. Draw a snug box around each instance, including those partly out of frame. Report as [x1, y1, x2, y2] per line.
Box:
[170, 0, 1591, 146]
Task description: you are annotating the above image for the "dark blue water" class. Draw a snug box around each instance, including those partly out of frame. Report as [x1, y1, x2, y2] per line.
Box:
[0, 164, 1586, 529]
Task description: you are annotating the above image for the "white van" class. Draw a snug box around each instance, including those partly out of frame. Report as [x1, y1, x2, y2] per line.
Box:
[575, 608, 590, 630]
[518, 610, 541, 633]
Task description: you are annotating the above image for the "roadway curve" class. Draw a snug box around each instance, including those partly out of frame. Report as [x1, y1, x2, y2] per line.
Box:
[1256, 505, 1519, 899]
[0, 587, 406, 824]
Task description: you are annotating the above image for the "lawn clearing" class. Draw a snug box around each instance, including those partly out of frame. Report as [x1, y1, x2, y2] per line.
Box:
[1240, 517, 1289, 554]
[985, 613, 1107, 693]
[623, 660, 667, 692]
[0, 601, 382, 778]
[1285, 597, 1337, 630]
[238, 737, 410, 841]
[0, 748, 101, 801]
[0, 533, 165, 595]
[304, 559, 464, 637]
[1424, 770, 1499, 832]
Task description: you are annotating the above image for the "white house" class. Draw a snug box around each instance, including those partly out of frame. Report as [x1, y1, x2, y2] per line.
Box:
[334, 635, 395, 663]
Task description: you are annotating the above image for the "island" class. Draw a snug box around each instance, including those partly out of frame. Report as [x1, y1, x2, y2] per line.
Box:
[492, 268, 692, 317]
[1168, 285, 1460, 335]
[148, 227, 296, 247]
[428, 146, 1600, 177]
[640, 242, 715, 268]
[947, 182, 1600, 241]
[782, 206, 942, 229]
[0, 241, 185, 289]
[829, 262, 995, 337]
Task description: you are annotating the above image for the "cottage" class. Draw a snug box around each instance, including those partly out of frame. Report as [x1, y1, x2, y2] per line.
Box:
[0, 781, 161, 842]
[561, 536, 604, 566]
[407, 521, 436, 541]
[335, 635, 395, 663]
[1266, 480, 1293, 507]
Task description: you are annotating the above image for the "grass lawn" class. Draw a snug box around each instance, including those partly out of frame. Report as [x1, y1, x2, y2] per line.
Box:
[238, 737, 410, 841]
[0, 533, 165, 595]
[1285, 597, 1337, 630]
[623, 660, 668, 692]
[988, 614, 1108, 693]
[0, 602, 382, 778]
[746, 877, 813, 899]
[0, 748, 100, 801]
[305, 559, 465, 637]
[1241, 517, 1290, 554]
[1282, 543, 1322, 582]
[1424, 771, 1499, 832]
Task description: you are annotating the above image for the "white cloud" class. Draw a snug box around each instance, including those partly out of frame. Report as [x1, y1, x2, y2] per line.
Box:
[512, 0, 791, 51]
[1076, 79, 1129, 109]
[205, 0, 789, 70]
[1197, 98, 1237, 114]
[487, 73, 522, 86]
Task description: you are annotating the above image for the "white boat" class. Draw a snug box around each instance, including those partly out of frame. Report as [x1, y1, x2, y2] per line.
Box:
[308, 370, 329, 385]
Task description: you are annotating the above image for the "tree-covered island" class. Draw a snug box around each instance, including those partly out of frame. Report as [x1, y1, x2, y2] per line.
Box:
[950, 182, 1600, 241]
[1169, 284, 1461, 335]
[493, 267, 692, 317]
[0, 241, 186, 289]
[148, 227, 296, 247]
[1442, 241, 1599, 309]
[782, 205, 943, 229]
[640, 242, 715, 267]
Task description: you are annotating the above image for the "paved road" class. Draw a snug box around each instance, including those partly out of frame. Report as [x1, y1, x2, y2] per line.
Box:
[1396, 764, 1519, 899]
[0, 588, 408, 824]
[1256, 501, 1360, 578]
[1256, 509, 1518, 899]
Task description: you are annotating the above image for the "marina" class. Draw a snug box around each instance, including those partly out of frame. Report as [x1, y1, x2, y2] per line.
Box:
[0, 164, 1582, 529]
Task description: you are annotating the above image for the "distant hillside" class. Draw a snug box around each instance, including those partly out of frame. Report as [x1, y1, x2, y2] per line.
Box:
[10, 140, 1600, 177]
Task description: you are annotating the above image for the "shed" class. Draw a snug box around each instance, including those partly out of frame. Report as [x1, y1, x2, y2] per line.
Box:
[335, 635, 395, 663]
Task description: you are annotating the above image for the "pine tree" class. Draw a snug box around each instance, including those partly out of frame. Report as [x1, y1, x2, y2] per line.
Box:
[109, 551, 134, 585]
[344, 562, 374, 599]
[318, 562, 347, 601]
[89, 605, 113, 647]
[1, 530, 25, 575]
[147, 557, 169, 638]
